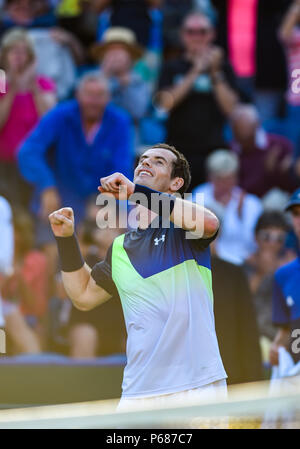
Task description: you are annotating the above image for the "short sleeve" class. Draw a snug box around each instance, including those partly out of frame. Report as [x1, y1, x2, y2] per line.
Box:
[91, 245, 118, 296]
[272, 276, 290, 326]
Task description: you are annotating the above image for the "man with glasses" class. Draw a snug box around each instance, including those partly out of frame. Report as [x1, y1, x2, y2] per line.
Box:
[244, 211, 290, 360]
[157, 11, 239, 188]
[270, 188, 300, 366]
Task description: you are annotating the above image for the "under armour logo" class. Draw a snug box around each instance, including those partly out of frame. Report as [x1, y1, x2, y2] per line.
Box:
[154, 235, 165, 246]
[287, 296, 294, 307]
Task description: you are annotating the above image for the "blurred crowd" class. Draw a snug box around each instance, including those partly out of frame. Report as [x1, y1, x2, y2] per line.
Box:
[0, 0, 300, 385]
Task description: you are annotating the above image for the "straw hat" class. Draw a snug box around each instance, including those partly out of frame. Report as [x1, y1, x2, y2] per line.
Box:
[91, 27, 144, 61]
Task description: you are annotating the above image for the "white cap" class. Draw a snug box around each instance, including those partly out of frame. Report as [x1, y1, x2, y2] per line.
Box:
[206, 150, 239, 176]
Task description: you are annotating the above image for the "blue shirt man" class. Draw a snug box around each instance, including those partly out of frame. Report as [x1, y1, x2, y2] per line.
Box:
[18, 74, 134, 223]
[271, 188, 300, 365]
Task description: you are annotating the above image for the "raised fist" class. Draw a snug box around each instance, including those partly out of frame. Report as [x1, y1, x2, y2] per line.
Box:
[98, 172, 135, 200]
[49, 207, 75, 238]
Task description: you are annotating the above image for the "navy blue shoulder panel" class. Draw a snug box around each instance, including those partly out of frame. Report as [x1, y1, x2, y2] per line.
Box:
[123, 224, 212, 279]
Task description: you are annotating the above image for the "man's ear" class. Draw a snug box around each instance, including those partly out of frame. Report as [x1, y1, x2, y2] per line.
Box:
[170, 177, 184, 193]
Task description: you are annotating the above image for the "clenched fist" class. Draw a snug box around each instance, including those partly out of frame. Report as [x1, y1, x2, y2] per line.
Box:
[49, 207, 75, 237]
[98, 172, 135, 200]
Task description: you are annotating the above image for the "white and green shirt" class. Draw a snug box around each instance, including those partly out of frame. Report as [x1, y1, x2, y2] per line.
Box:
[91, 219, 227, 398]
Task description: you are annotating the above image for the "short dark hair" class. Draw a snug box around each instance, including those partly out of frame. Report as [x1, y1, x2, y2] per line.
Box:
[255, 211, 289, 235]
[182, 10, 213, 30]
[150, 143, 191, 195]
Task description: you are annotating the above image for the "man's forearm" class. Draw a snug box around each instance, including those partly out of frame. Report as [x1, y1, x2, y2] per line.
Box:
[159, 69, 199, 111]
[133, 184, 219, 237]
[212, 73, 239, 117]
[279, 2, 300, 42]
[55, 232, 88, 309]
[50, 208, 112, 311]
[171, 197, 219, 238]
[61, 263, 91, 309]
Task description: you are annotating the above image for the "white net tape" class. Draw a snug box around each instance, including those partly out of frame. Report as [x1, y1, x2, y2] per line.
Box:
[0, 378, 299, 429]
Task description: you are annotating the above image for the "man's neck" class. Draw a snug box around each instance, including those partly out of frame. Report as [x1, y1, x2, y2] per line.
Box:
[83, 117, 102, 133]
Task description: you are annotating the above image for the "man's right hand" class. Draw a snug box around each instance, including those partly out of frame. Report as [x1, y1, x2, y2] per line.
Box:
[49, 207, 75, 237]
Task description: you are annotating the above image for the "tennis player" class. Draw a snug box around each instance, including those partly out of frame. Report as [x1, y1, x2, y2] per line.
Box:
[49, 143, 227, 410]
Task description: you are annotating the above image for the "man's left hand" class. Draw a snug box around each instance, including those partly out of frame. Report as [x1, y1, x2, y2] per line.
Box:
[98, 173, 135, 200]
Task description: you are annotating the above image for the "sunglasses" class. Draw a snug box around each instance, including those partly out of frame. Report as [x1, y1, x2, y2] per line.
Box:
[183, 27, 211, 36]
[257, 230, 286, 244]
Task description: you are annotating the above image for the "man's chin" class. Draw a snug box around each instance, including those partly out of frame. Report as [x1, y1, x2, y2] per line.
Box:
[134, 177, 154, 188]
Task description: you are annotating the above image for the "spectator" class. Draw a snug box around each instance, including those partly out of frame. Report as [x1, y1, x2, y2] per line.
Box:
[0, 28, 56, 206]
[279, 0, 300, 159]
[28, 26, 85, 100]
[0, 0, 57, 37]
[0, 195, 14, 332]
[211, 252, 263, 385]
[18, 72, 134, 226]
[270, 188, 300, 366]
[231, 104, 299, 198]
[56, 0, 99, 51]
[91, 26, 151, 148]
[2, 208, 48, 348]
[244, 211, 292, 361]
[161, 0, 194, 57]
[91, 0, 163, 47]
[192, 149, 263, 265]
[212, 0, 290, 121]
[0, 203, 40, 355]
[0, 0, 85, 99]
[157, 11, 239, 188]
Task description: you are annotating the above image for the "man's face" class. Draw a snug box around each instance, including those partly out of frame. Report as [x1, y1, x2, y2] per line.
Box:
[211, 172, 237, 196]
[181, 15, 214, 54]
[256, 226, 286, 253]
[77, 80, 110, 122]
[134, 148, 183, 194]
[291, 206, 300, 240]
[101, 44, 132, 75]
[7, 0, 34, 22]
[232, 116, 258, 151]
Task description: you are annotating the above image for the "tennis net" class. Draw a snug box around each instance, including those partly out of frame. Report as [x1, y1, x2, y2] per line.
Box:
[0, 378, 299, 429]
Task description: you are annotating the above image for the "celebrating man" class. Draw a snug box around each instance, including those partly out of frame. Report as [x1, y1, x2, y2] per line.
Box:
[49, 143, 227, 410]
